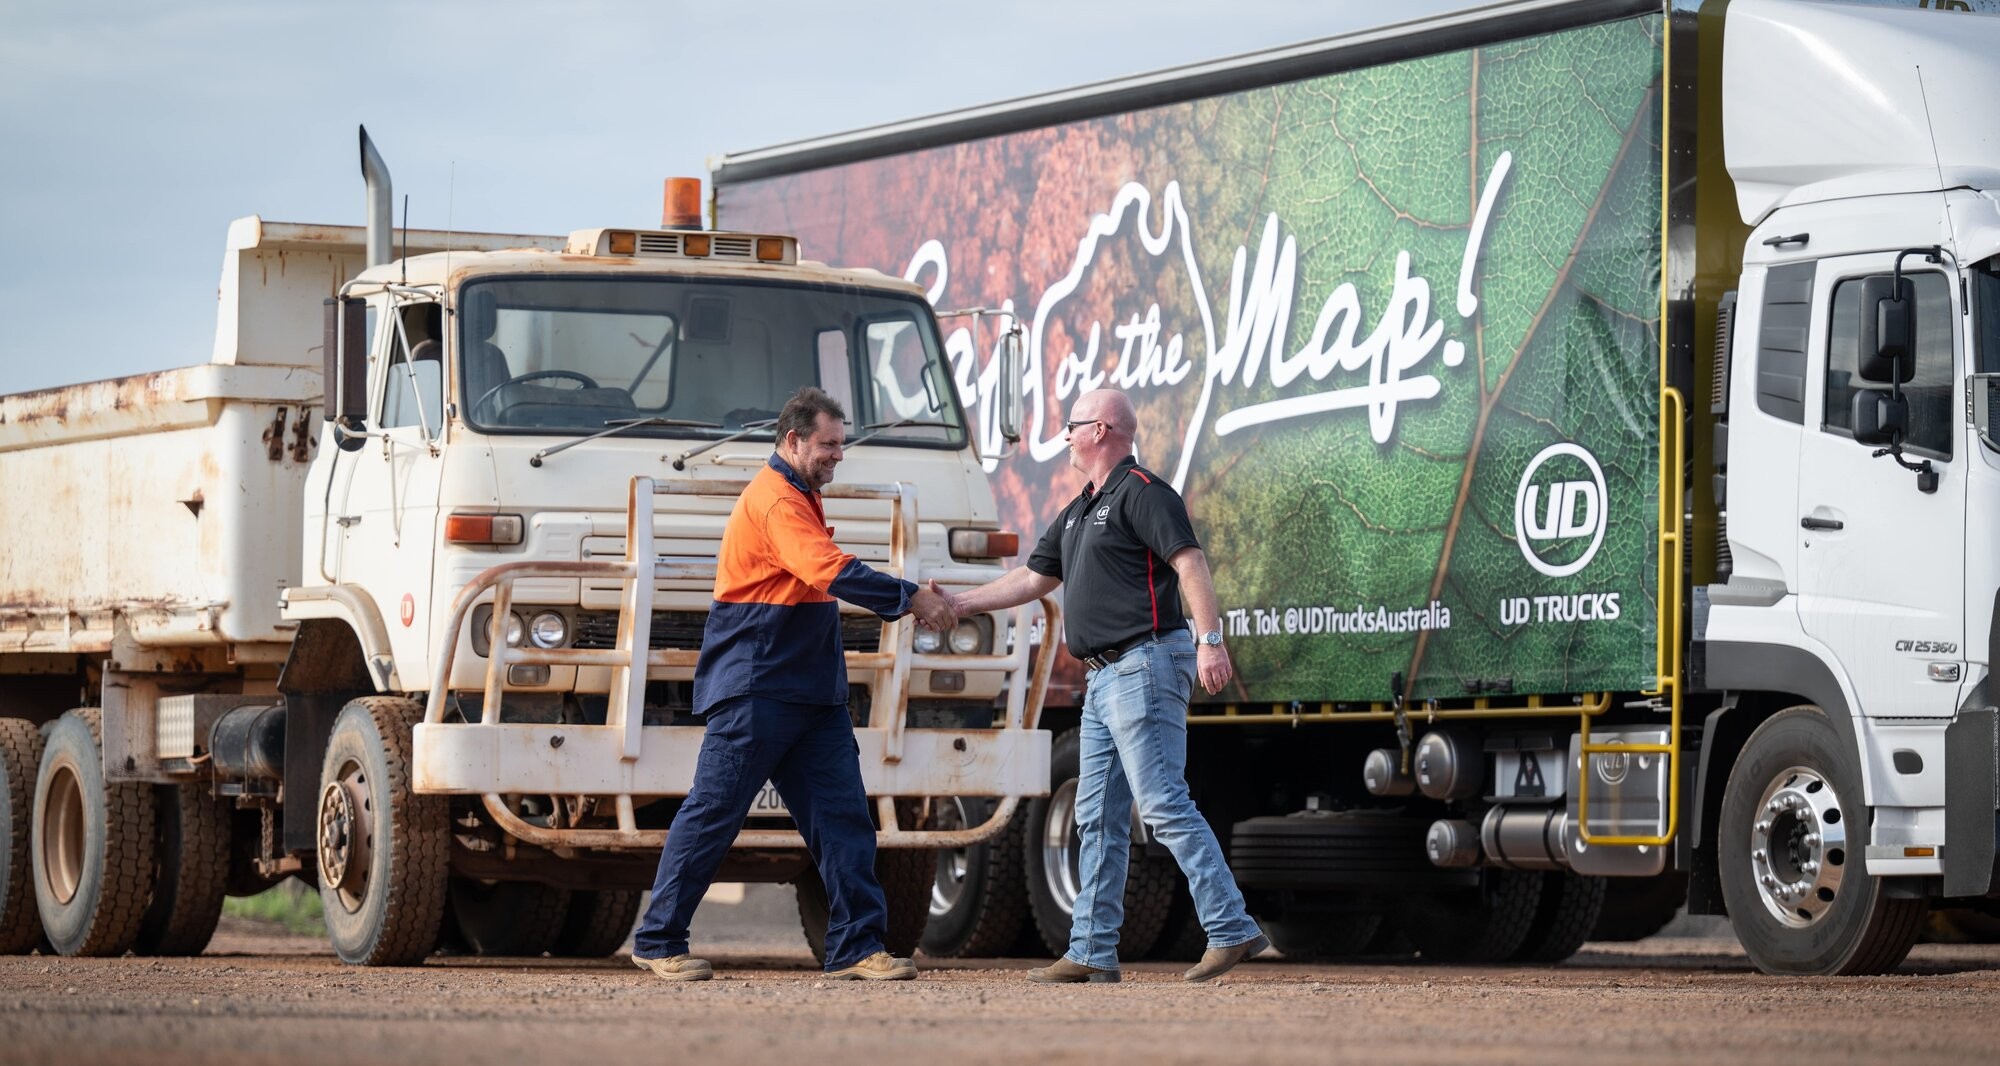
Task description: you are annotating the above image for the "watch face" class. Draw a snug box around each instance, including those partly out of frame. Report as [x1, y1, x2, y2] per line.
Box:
[1200, 631, 1223, 646]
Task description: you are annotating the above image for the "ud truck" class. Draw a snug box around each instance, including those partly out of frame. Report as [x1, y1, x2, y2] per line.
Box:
[712, 0, 2000, 974]
[0, 130, 1052, 966]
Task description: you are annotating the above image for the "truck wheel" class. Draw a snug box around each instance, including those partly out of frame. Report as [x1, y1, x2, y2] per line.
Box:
[549, 889, 644, 957]
[1718, 706, 1926, 975]
[1509, 871, 1606, 963]
[133, 784, 232, 956]
[31, 709, 157, 957]
[919, 796, 1029, 958]
[316, 697, 446, 966]
[445, 877, 570, 956]
[1589, 870, 1688, 942]
[0, 719, 47, 954]
[1022, 728, 1174, 960]
[1400, 869, 1542, 964]
[1263, 909, 1384, 960]
[795, 846, 936, 965]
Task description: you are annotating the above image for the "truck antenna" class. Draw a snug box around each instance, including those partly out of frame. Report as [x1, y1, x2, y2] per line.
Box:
[400, 194, 410, 285]
[1913, 65, 1963, 252]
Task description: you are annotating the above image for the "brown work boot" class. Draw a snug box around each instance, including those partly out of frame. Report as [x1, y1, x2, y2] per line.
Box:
[631, 953, 714, 982]
[827, 951, 918, 981]
[1026, 957, 1120, 984]
[1182, 934, 1268, 983]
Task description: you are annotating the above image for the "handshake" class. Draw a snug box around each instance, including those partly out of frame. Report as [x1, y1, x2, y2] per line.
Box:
[909, 579, 967, 631]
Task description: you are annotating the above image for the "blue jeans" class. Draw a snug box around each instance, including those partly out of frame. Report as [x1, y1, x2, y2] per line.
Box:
[1066, 630, 1262, 970]
[632, 694, 887, 971]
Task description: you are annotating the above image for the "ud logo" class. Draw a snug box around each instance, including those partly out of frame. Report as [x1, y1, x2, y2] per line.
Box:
[1513, 442, 1608, 578]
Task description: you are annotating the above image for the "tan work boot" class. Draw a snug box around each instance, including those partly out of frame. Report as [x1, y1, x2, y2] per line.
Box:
[827, 951, 918, 981]
[1026, 957, 1120, 984]
[632, 953, 714, 982]
[1182, 934, 1268, 983]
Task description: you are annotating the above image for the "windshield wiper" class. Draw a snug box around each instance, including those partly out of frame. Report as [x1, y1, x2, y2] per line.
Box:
[845, 416, 957, 449]
[671, 418, 779, 470]
[529, 417, 724, 468]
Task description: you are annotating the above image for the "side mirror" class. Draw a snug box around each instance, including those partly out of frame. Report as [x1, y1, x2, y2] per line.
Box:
[1857, 275, 1915, 384]
[322, 296, 369, 451]
[1851, 388, 1907, 446]
[997, 327, 1024, 444]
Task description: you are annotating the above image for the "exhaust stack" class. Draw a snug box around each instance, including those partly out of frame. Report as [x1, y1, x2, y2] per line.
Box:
[359, 125, 392, 268]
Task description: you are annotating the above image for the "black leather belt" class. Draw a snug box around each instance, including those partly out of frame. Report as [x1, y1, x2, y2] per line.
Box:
[1080, 629, 1181, 672]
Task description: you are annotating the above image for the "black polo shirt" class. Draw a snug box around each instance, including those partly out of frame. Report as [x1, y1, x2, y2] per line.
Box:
[1027, 456, 1200, 659]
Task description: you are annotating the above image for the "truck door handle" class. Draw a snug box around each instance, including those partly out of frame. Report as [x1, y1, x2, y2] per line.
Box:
[1800, 516, 1843, 531]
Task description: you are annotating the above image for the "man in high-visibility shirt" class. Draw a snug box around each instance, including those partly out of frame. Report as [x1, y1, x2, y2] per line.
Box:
[631, 386, 956, 982]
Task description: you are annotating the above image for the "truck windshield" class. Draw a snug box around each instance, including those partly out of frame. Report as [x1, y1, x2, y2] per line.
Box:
[457, 275, 965, 446]
[1977, 257, 2000, 374]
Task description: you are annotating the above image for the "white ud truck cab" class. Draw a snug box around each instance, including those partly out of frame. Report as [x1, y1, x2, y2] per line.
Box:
[0, 131, 1051, 966]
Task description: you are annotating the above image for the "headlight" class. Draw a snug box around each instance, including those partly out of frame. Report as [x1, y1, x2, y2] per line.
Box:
[913, 627, 944, 654]
[528, 611, 568, 648]
[948, 620, 983, 655]
[503, 612, 525, 647]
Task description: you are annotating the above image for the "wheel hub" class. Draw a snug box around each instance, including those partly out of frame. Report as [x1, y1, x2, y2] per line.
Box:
[317, 776, 372, 896]
[40, 762, 86, 906]
[1748, 765, 1848, 928]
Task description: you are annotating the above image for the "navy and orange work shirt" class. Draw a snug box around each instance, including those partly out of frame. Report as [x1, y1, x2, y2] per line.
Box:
[1026, 455, 1200, 661]
[691, 454, 916, 714]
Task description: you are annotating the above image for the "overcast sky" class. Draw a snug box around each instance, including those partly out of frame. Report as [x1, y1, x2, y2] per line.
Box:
[0, 0, 1483, 395]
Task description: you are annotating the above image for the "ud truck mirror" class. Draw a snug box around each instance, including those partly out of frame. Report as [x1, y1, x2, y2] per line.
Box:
[998, 326, 1024, 444]
[1850, 388, 1907, 446]
[322, 296, 369, 451]
[1857, 275, 1916, 384]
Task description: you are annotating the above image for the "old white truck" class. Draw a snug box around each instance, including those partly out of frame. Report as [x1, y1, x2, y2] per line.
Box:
[0, 130, 1052, 965]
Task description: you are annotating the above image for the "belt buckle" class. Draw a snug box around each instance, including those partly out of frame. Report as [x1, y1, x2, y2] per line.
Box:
[1082, 653, 1108, 672]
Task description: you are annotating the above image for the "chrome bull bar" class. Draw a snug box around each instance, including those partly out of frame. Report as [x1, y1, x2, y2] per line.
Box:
[415, 475, 1058, 851]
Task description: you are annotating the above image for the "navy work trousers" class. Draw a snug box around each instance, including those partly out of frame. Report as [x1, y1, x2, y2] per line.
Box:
[631, 694, 887, 970]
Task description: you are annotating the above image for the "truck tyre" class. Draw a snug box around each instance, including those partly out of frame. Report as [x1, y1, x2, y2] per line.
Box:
[795, 845, 935, 965]
[0, 719, 47, 954]
[1022, 728, 1174, 960]
[1509, 871, 1606, 963]
[316, 697, 447, 966]
[1400, 868, 1541, 964]
[31, 709, 157, 957]
[1589, 870, 1688, 942]
[549, 889, 644, 957]
[1718, 706, 1926, 975]
[919, 796, 1029, 958]
[1263, 909, 1384, 960]
[446, 877, 570, 956]
[133, 784, 232, 956]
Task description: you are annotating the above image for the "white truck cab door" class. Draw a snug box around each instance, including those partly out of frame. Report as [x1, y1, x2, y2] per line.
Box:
[1794, 255, 1965, 719]
[333, 300, 449, 673]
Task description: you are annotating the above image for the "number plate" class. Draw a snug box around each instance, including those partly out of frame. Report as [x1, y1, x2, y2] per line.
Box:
[749, 781, 789, 816]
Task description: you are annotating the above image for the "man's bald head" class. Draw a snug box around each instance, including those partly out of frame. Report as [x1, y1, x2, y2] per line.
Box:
[1074, 388, 1138, 440]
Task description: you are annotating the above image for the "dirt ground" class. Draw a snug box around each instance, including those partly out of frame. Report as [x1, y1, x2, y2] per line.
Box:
[4, 888, 1998, 1066]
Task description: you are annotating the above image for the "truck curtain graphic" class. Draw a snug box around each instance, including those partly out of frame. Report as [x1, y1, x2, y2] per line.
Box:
[719, 14, 1664, 702]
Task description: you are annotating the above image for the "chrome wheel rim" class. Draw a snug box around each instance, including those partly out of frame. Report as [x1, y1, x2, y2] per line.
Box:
[930, 798, 973, 918]
[1748, 764, 1848, 929]
[1042, 779, 1082, 914]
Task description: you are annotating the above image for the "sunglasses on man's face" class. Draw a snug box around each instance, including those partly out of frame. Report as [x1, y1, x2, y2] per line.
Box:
[1063, 419, 1103, 434]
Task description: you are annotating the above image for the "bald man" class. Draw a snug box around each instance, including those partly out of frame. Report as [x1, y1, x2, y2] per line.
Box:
[941, 388, 1265, 983]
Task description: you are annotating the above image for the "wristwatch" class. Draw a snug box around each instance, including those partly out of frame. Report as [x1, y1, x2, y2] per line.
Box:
[1198, 630, 1225, 647]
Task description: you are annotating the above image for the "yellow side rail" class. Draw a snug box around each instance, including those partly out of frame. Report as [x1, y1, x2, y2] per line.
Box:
[1578, 387, 1684, 847]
